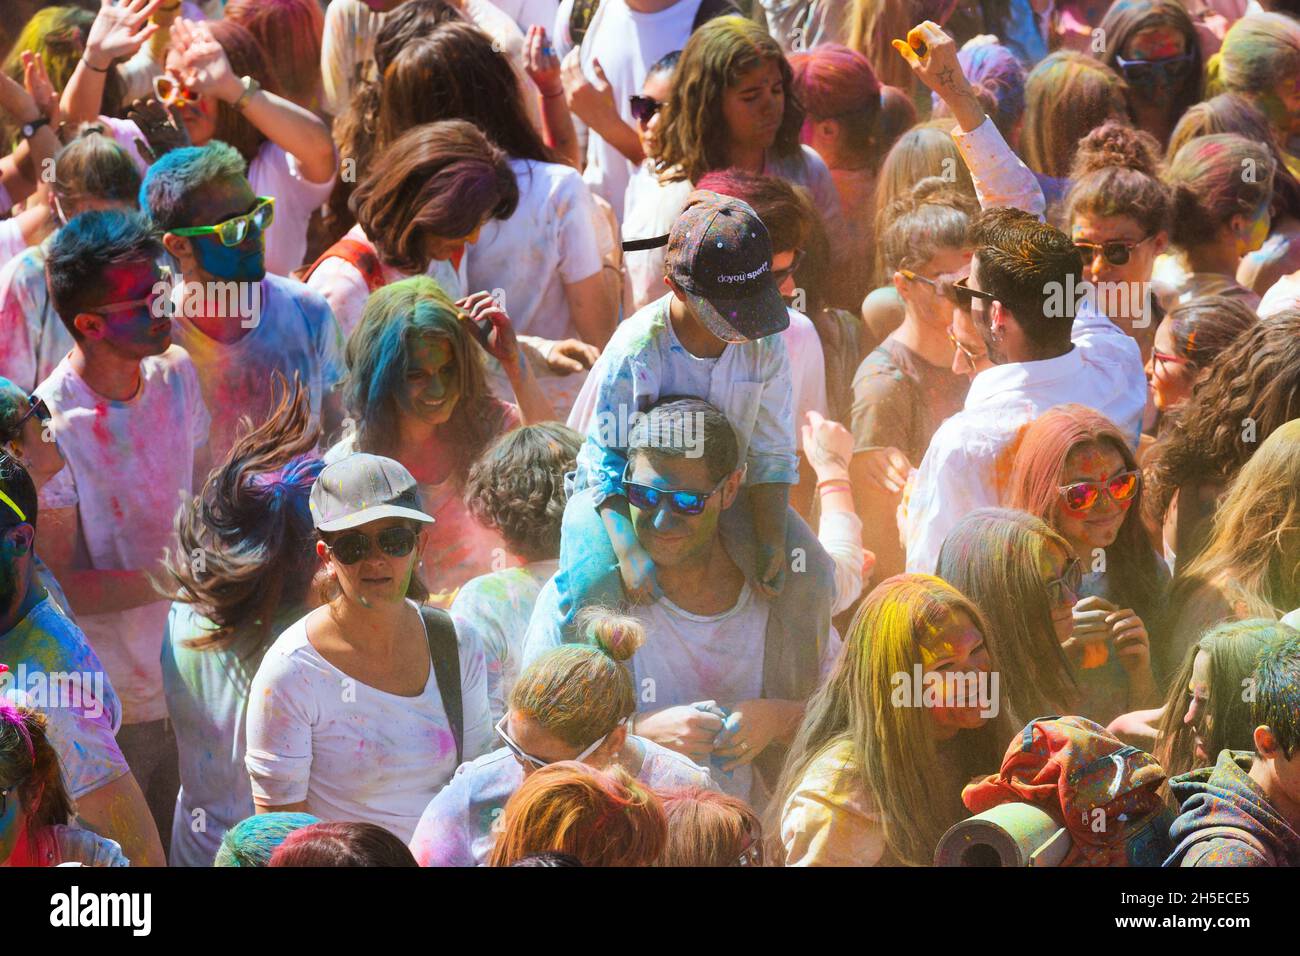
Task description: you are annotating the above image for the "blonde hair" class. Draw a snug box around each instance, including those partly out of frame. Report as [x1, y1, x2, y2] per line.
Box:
[508, 608, 644, 747]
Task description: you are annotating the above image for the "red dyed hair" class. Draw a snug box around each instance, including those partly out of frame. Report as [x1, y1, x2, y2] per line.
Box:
[1007, 404, 1166, 634]
[487, 762, 667, 867]
[224, 0, 324, 108]
[656, 786, 762, 867]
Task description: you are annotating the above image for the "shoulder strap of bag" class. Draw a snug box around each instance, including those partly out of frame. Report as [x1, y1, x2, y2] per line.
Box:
[293, 238, 387, 292]
[419, 605, 463, 766]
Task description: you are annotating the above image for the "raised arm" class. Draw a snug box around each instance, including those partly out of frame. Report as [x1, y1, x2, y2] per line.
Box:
[172, 18, 335, 184]
[894, 21, 1045, 220]
[61, 0, 164, 126]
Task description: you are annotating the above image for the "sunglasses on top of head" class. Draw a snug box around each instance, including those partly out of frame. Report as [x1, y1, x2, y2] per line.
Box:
[324, 525, 419, 565]
[629, 94, 662, 126]
[1058, 468, 1141, 513]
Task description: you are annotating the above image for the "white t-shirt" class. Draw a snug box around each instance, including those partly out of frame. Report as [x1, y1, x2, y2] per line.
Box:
[449, 559, 558, 724]
[0, 239, 71, 392]
[492, 0, 560, 31]
[0, 218, 25, 271]
[161, 601, 292, 867]
[1259, 271, 1300, 318]
[783, 307, 828, 452]
[570, 0, 704, 223]
[466, 158, 604, 343]
[36, 346, 211, 724]
[103, 117, 335, 276]
[305, 224, 466, 337]
[168, 272, 345, 466]
[0, 598, 129, 800]
[245, 604, 495, 843]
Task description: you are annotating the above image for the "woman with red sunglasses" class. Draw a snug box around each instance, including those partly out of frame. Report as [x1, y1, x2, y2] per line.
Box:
[1007, 404, 1166, 722]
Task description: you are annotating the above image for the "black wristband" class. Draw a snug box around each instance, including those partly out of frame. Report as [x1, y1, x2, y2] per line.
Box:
[83, 56, 112, 73]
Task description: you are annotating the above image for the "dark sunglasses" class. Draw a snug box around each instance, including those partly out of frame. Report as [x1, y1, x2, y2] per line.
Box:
[324, 526, 419, 565]
[773, 248, 805, 287]
[1115, 52, 1195, 87]
[1058, 469, 1141, 513]
[623, 466, 729, 517]
[1073, 235, 1151, 267]
[1045, 556, 1083, 607]
[13, 395, 50, 432]
[629, 94, 662, 126]
[952, 275, 996, 311]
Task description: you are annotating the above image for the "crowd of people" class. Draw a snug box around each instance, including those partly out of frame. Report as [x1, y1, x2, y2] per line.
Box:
[0, 0, 1299, 869]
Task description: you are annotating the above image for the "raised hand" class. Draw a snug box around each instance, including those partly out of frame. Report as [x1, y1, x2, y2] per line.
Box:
[84, 0, 165, 70]
[523, 25, 562, 97]
[169, 18, 242, 104]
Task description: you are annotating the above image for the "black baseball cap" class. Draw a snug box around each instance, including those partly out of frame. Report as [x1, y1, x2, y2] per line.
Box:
[666, 191, 789, 343]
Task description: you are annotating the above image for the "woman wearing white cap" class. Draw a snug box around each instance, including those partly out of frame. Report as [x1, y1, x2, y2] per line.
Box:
[244, 453, 494, 843]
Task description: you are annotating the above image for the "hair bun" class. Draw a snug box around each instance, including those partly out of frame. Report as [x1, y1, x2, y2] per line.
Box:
[1073, 121, 1163, 177]
[578, 608, 646, 663]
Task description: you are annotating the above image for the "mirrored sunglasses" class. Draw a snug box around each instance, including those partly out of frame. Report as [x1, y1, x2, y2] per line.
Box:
[171, 197, 275, 247]
[623, 466, 728, 517]
[1058, 469, 1141, 513]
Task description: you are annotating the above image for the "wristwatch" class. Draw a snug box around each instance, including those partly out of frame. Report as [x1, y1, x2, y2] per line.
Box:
[20, 116, 50, 139]
[231, 75, 261, 112]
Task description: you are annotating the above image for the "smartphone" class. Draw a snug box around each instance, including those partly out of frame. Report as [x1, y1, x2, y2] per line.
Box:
[462, 312, 494, 349]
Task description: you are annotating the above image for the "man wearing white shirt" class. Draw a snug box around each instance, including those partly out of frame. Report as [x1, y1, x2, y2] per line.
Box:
[905, 207, 1147, 574]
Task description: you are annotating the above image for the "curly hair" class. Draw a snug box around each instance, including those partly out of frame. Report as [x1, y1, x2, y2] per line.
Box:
[463, 422, 581, 561]
[1066, 121, 1170, 240]
[1146, 309, 1300, 528]
[164, 375, 322, 655]
[654, 16, 804, 185]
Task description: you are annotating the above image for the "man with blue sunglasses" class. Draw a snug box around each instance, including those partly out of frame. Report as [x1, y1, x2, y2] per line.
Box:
[525, 398, 840, 810]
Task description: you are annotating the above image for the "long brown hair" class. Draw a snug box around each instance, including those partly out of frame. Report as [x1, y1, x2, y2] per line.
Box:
[847, 0, 916, 90]
[769, 574, 1012, 866]
[1154, 619, 1290, 784]
[375, 22, 552, 164]
[1022, 52, 1128, 180]
[164, 375, 323, 654]
[349, 120, 519, 274]
[654, 16, 804, 185]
